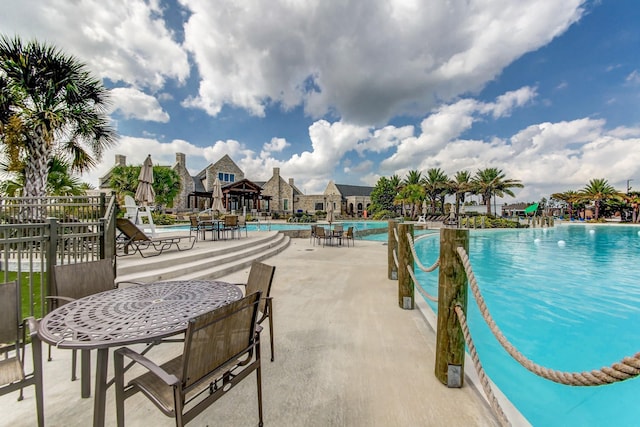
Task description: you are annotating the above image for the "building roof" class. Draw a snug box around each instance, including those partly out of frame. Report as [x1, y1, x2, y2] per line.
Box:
[335, 184, 374, 197]
[192, 176, 206, 193]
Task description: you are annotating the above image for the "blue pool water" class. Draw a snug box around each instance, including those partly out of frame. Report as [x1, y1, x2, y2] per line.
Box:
[411, 225, 640, 426]
[157, 220, 389, 233]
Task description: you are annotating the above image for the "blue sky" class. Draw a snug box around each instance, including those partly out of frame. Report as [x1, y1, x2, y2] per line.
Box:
[1, 0, 639, 202]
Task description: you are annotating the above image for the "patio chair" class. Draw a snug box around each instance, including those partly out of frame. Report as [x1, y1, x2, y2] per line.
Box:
[0, 281, 44, 427]
[221, 215, 239, 240]
[315, 226, 331, 247]
[116, 218, 196, 257]
[237, 215, 248, 237]
[310, 224, 317, 245]
[236, 262, 276, 361]
[114, 292, 264, 427]
[49, 258, 143, 382]
[188, 215, 200, 240]
[344, 226, 355, 247]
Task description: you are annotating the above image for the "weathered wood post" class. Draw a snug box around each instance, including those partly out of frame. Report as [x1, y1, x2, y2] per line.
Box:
[435, 227, 469, 387]
[388, 220, 399, 280]
[397, 223, 414, 309]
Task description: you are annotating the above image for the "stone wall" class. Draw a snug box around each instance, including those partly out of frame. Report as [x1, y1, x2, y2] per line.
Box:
[172, 153, 194, 211]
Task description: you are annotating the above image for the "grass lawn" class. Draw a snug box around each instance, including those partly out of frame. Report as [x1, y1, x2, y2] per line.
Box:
[1, 271, 46, 319]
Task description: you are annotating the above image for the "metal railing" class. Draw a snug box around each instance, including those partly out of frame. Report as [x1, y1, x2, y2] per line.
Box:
[0, 194, 117, 319]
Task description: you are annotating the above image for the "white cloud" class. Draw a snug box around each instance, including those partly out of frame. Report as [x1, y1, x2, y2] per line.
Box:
[0, 0, 190, 90]
[110, 88, 170, 122]
[179, 0, 585, 123]
[262, 138, 289, 153]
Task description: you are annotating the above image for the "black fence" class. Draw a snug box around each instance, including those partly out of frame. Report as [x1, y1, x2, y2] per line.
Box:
[0, 194, 117, 319]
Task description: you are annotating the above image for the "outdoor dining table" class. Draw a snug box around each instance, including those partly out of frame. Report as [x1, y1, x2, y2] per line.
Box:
[38, 279, 244, 427]
[197, 218, 224, 240]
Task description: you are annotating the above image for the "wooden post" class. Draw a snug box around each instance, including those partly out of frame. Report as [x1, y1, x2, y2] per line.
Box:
[388, 220, 399, 280]
[435, 228, 469, 387]
[397, 223, 414, 309]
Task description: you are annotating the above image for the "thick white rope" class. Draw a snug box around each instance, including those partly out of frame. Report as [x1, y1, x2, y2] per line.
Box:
[406, 264, 438, 302]
[456, 246, 640, 386]
[454, 305, 511, 427]
[406, 232, 439, 272]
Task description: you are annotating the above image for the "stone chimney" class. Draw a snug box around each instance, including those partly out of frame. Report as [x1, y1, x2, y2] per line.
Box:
[176, 152, 186, 167]
[289, 178, 294, 187]
[115, 154, 126, 166]
[273, 167, 280, 177]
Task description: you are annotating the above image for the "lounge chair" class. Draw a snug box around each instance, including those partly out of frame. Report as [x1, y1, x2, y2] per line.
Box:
[116, 218, 195, 257]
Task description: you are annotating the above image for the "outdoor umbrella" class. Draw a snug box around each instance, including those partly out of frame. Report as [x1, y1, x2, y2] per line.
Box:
[326, 199, 334, 225]
[422, 200, 427, 215]
[211, 177, 225, 212]
[135, 155, 155, 205]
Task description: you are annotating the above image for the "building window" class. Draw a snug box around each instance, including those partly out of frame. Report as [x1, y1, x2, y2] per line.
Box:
[224, 173, 229, 181]
[218, 172, 224, 181]
[229, 174, 235, 182]
[283, 199, 289, 211]
[315, 202, 323, 211]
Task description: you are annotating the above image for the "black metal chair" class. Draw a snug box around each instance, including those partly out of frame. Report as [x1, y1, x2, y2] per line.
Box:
[114, 292, 264, 427]
[0, 281, 44, 427]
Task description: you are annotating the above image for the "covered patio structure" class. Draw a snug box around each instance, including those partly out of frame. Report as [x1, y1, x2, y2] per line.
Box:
[222, 179, 271, 215]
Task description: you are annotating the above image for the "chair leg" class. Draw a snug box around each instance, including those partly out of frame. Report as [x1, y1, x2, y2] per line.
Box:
[33, 338, 45, 427]
[267, 300, 274, 362]
[256, 345, 264, 427]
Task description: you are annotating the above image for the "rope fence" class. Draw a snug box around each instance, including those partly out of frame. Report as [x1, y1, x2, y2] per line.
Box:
[394, 227, 640, 426]
[456, 246, 640, 386]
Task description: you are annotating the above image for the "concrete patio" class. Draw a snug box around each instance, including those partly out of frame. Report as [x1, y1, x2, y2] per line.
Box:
[2, 235, 523, 426]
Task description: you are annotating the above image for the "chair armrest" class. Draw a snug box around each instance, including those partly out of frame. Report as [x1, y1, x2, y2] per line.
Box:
[233, 282, 248, 289]
[25, 317, 40, 338]
[45, 295, 75, 304]
[115, 347, 179, 386]
[115, 280, 146, 288]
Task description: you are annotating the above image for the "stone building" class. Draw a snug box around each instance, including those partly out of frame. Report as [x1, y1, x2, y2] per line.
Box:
[99, 153, 373, 217]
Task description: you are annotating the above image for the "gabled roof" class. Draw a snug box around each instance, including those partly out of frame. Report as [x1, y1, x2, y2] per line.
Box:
[335, 184, 374, 197]
[192, 176, 206, 193]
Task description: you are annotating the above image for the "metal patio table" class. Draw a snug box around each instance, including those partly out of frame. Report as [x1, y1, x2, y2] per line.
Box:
[38, 279, 244, 427]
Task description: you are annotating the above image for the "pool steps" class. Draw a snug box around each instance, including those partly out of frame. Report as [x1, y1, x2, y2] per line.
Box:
[116, 231, 290, 283]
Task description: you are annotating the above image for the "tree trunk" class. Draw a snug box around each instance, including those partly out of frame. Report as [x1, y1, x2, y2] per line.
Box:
[22, 135, 50, 220]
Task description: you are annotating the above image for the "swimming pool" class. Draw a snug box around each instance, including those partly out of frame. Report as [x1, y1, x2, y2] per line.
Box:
[156, 220, 389, 233]
[413, 224, 640, 426]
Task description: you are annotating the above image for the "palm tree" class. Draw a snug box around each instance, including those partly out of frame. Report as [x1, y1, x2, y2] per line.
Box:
[472, 168, 524, 216]
[579, 178, 623, 220]
[395, 183, 424, 219]
[450, 170, 472, 217]
[0, 155, 88, 196]
[0, 36, 116, 210]
[423, 168, 449, 214]
[400, 170, 422, 216]
[550, 190, 580, 219]
[388, 174, 402, 215]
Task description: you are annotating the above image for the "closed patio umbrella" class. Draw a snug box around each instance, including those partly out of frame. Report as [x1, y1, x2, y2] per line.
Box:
[135, 155, 155, 205]
[211, 177, 225, 212]
[326, 199, 334, 225]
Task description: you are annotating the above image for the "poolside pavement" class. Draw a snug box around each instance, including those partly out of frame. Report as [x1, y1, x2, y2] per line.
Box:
[2, 234, 519, 427]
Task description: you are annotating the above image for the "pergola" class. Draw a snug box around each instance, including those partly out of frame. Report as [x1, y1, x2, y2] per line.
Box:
[222, 179, 271, 214]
